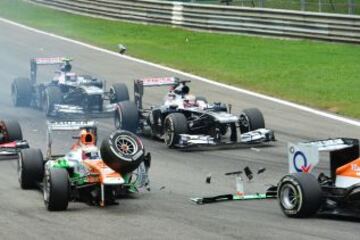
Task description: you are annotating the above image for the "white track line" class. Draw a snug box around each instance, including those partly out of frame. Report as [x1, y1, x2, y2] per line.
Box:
[1, 16, 359, 127]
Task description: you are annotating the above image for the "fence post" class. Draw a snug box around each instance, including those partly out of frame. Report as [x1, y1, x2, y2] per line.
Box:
[300, 0, 306, 11]
[348, 0, 354, 14]
[318, 0, 322, 12]
[259, 0, 264, 8]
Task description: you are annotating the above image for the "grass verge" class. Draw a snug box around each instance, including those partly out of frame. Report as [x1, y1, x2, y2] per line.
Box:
[0, 0, 359, 118]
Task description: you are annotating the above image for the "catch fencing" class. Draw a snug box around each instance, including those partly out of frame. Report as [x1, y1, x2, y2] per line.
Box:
[32, 0, 360, 43]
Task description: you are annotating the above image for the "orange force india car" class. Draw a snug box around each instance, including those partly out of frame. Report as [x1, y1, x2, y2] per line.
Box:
[277, 138, 360, 218]
[0, 119, 29, 158]
[18, 121, 150, 211]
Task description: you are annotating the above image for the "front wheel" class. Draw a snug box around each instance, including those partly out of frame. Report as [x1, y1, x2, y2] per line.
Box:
[43, 86, 63, 116]
[164, 113, 188, 148]
[114, 101, 139, 133]
[100, 130, 145, 175]
[239, 108, 265, 133]
[44, 168, 69, 211]
[1, 120, 23, 142]
[110, 83, 129, 103]
[278, 173, 322, 218]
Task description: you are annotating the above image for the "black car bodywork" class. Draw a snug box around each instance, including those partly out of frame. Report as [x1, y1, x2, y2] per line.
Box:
[114, 77, 275, 149]
[11, 57, 129, 118]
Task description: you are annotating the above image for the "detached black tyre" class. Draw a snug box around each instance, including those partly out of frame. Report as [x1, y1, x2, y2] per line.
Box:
[239, 108, 265, 133]
[11, 77, 32, 107]
[43, 86, 63, 116]
[164, 113, 188, 148]
[18, 148, 44, 189]
[44, 168, 69, 211]
[278, 173, 322, 218]
[2, 120, 23, 141]
[114, 101, 139, 133]
[110, 83, 129, 103]
[100, 130, 144, 175]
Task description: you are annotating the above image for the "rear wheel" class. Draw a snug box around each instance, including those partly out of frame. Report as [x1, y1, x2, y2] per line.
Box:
[2, 120, 23, 141]
[100, 130, 145, 175]
[11, 77, 32, 107]
[278, 173, 322, 218]
[43, 86, 63, 116]
[239, 108, 265, 133]
[114, 101, 139, 133]
[18, 148, 44, 189]
[110, 83, 129, 103]
[44, 168, 69, 211]
[164, 113, 188, 148]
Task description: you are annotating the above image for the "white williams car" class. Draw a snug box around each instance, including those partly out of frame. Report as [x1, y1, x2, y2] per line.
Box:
[11, 57, 129, 118]
[114, 77, 275, 149]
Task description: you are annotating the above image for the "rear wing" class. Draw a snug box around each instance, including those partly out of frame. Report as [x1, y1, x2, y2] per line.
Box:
[134, 77, 190, 109]
[30, 57, 70, 83]
[47, 121, 97, 158]
[288, 138, 359, 181]
[47, 121, 96, 132]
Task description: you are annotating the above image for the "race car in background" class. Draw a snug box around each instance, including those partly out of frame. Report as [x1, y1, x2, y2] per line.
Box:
[114, 77, 275, 149]
[277, 138, 360, 218]
[17, 121, 150, 211]
[0, 120, 29, 158]
[11, 57, 129, 118]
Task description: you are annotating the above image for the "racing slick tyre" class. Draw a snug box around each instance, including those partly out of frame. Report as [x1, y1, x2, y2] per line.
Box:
[164, 113, 188, 148]
[114, 101, 139, 133]
[110, 83, 129, 103]
[2, 120, 23, 141]
[239, 108, 265, 133]
[278, 173, 322, 218]
[18, 148, 44, 189]
[100, 130, 145, 175]
[44, 168, 69, 211]
[11, 77, 32, 107]
[43, 86, 63, 116]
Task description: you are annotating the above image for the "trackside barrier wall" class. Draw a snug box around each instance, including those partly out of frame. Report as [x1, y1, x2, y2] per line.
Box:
[32, 0, 360, 43]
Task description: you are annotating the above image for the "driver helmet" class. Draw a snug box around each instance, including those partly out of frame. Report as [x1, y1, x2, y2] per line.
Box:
[79, 130, 96, 146]
[183, 95, 196, 107]
[61, 61, 72, 73]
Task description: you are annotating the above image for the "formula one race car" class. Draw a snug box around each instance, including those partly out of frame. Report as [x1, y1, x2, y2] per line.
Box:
[17, 121, 150, 211]
[277, 138, 360, 218]
[11, 57, 129, 118]
[0, 120, 29, 158]
[114, 77, 275, 149]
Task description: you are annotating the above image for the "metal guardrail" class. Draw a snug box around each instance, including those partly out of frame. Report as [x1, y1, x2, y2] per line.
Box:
[32, 0, 360, 43]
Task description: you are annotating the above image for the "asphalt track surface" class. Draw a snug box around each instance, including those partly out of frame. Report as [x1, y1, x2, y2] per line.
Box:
[0, 20, 360, 240]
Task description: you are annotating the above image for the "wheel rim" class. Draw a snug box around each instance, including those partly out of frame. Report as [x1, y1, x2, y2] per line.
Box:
[280, 183, 301, 210]
[239, 114, 249, 128]
[109, 87, 116, 102]
[164, 118, 174, 146]
[115, 110, 123, 129]
[43, 172, 50, 203]
[115, 135, 138, 156]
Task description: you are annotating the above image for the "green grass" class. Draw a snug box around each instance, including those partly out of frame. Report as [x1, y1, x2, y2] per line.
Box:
[1, 0, 360, 118]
